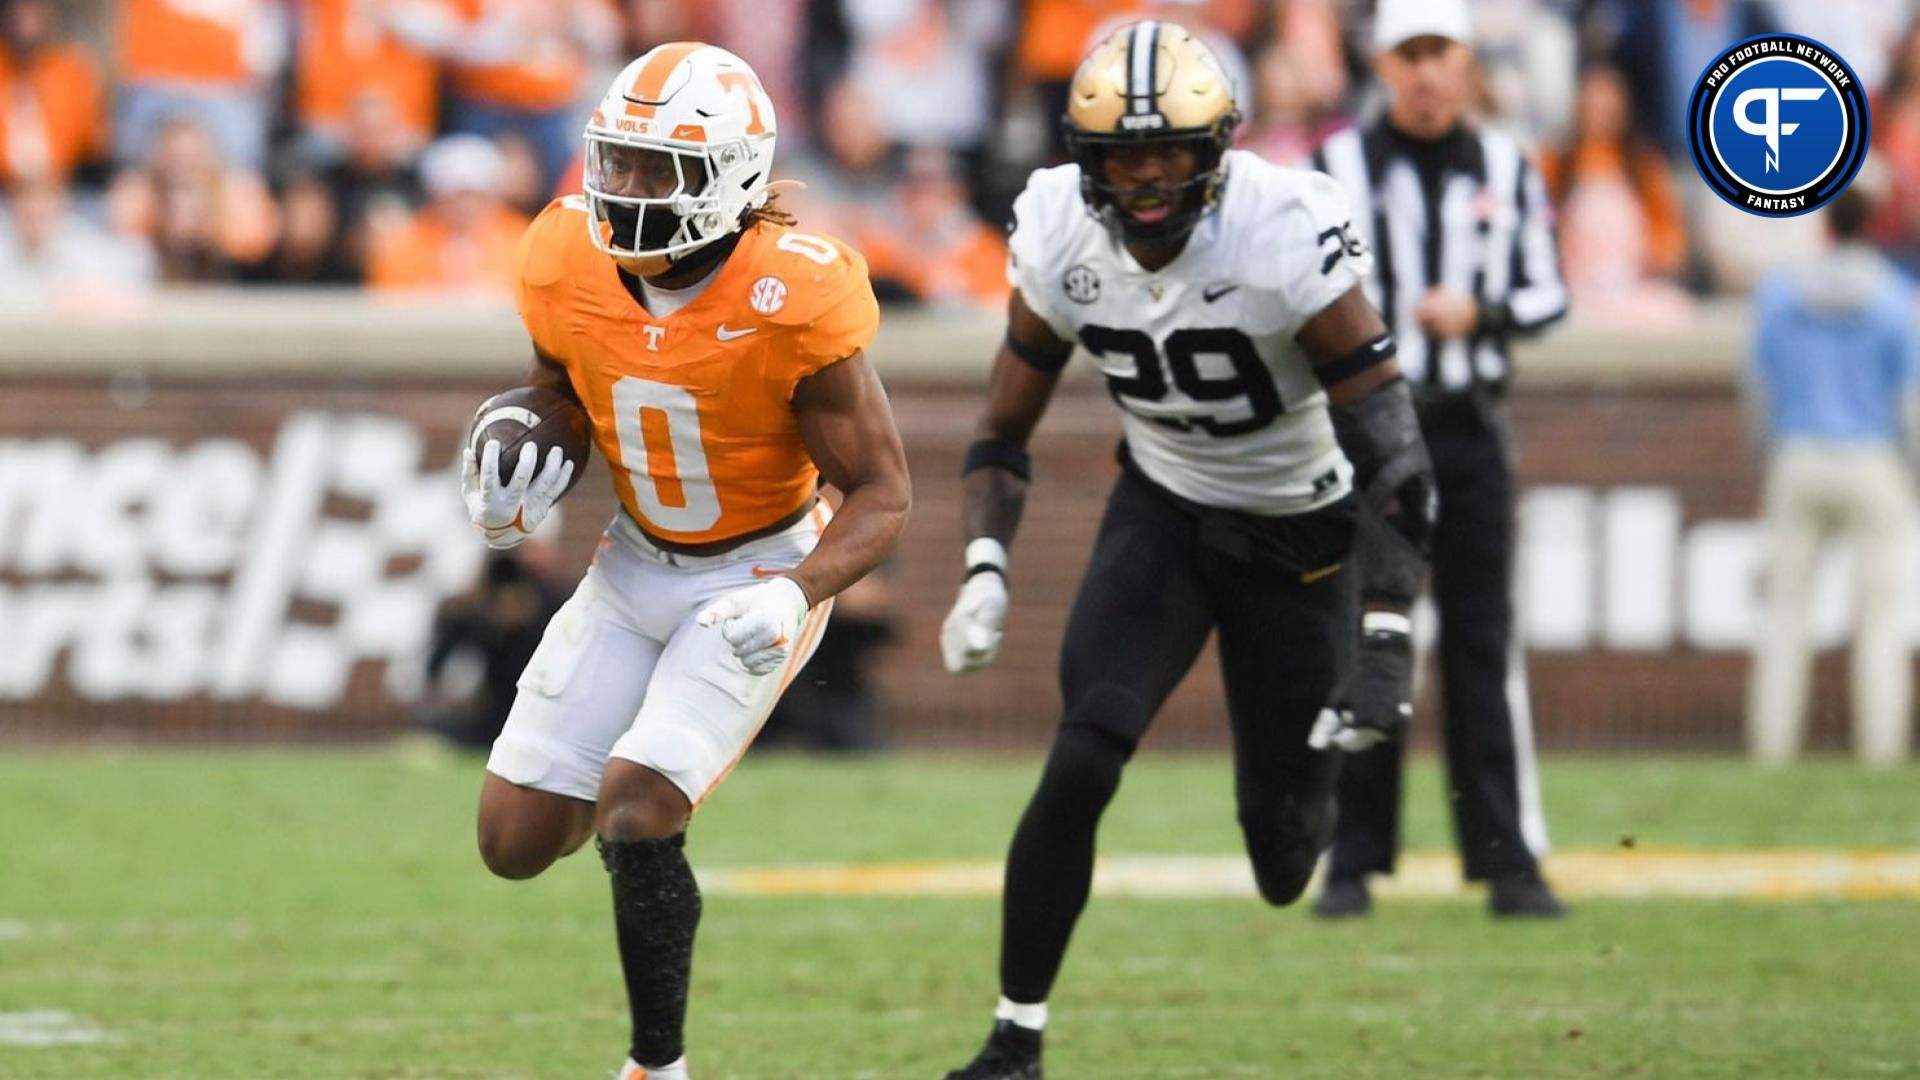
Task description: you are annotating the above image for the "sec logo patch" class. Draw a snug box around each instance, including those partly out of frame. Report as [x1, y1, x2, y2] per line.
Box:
[1063, 264, 1100, 305]
[1687, 34, 1869, 218]
[750, 275, 787, 315]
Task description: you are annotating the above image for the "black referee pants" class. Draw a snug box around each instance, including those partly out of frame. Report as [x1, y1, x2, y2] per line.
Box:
[1327, 394, 1542, 883]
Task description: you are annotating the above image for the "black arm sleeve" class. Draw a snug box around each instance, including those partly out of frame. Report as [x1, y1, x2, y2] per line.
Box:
[1330, 378, 1435, 604]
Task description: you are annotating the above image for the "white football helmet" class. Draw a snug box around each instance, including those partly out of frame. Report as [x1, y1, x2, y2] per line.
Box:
[583, 41, 778, 276]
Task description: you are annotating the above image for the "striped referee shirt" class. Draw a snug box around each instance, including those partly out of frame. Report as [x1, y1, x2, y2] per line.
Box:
[1313, 119, 1567, 395]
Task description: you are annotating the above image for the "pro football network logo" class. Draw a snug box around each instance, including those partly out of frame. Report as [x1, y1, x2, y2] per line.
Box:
[1687, 34, 1869, 218]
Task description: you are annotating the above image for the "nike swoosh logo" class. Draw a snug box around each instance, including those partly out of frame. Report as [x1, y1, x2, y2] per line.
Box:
[1202, 284, 1239, 303]
[751, 565, 781, 578]
[716, 324, 757, 341]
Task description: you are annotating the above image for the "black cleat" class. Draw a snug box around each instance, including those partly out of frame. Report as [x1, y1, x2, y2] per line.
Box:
[944, 1020, 1043, 1080]
[1312, 875, 1372, 919]
[1489, 869, 1567, 918]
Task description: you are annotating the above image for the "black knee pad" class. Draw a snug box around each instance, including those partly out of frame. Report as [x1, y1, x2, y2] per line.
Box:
[1239, 792, 1335, 907]
[1031, 690, 1142, 821]
[1061, 683, 1149, 749]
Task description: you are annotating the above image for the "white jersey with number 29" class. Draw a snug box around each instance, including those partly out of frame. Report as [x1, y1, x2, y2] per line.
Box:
[1008, 148, 1373, 515]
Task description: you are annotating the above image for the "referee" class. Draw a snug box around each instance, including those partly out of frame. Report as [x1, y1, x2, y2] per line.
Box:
[1309, 0, 1567, 918]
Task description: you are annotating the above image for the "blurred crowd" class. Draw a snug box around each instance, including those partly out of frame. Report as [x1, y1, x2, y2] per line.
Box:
[4, 0, 1920, 313]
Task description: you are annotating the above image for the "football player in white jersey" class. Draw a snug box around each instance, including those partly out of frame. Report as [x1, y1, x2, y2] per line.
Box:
[937, 22, 1436, 1078]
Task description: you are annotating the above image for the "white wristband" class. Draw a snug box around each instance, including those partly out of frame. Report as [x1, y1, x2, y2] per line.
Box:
[767, 574, 813, 612]
[1362, 610, 1412, 636]
[481, 525, 527, 550]
[964, 537, 1009, 573]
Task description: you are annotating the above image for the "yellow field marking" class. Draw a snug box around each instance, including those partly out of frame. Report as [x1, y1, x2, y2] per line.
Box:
[699, 848, 1920, 902]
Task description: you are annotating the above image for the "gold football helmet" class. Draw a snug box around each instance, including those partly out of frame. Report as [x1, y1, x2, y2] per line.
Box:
[1064, 20, 1241, 240]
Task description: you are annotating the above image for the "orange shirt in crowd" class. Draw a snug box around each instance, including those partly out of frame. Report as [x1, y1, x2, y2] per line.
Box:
[446, 0, 610, 112]
[1540, 140, 1686, 277]
[118, 0, 273, 86]
[367, 205, 529, 293]
[296, 0, 439, 141]
[0, 42, 105, 182]
[1021, 1, 1257, 83]
[861, 221, 1008, 309]
[1193, 0, 1258, 43]
[1018, 0, 1140, 81]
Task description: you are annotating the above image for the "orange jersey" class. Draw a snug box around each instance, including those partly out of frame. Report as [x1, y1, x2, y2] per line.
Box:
[446, 0, 606, 111]
[0, 44, 106, 182]
[294, 0, 439, 140]
[513, 197, 880, 546]
[119, 0, 266, 86]
[369, 205, 528, 293]
[1017, 0, 1140, 81]
[861, 218, 1009, 308]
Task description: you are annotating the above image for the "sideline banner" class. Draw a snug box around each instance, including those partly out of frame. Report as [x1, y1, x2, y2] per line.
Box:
[0, 376, 1891, 750]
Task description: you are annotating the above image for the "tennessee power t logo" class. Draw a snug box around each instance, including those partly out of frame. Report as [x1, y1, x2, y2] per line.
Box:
[1687, 34, 1869, 217]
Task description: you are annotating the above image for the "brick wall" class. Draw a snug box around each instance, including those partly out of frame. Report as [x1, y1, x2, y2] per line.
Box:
[0, 373, 1894, 751]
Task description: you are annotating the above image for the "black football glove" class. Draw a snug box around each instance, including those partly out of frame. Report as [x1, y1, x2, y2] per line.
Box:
[1309, 612, 1413, 752]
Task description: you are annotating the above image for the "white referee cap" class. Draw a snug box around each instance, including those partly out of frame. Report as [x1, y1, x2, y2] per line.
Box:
[1373, 0, 1472, 52]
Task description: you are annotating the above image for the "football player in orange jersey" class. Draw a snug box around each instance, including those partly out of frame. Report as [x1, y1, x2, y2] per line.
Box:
[457, 42, 910, 1080]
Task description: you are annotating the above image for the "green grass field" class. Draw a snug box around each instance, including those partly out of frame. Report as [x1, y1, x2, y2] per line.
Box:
[1, 749, 1917, 1078]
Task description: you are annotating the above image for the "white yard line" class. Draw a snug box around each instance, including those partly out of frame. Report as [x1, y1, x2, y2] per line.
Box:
[699, 848, 1920, 901]
[0, 1011, 116, 1047]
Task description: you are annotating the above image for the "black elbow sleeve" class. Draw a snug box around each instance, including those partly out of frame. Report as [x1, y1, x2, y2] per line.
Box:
[1331, 378, 1423, 488]
[1331, 378, 1435, 603]
[962, 437, 1033, 482]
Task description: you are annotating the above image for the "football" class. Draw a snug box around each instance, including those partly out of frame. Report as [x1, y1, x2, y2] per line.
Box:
[468, 384, 591, 496]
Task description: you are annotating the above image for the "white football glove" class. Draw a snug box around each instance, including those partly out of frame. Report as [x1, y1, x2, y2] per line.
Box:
[461, 439, 573, 550]
[940, 539, 1009, 674]
[697, 576, 812, 676]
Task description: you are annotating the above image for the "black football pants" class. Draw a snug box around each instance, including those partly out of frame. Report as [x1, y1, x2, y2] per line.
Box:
[998, 456, 1355, 1004]
[1327, 394, 1544, 883]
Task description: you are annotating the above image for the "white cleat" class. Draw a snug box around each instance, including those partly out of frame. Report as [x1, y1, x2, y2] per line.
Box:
[615, 1056, 689, 1080]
